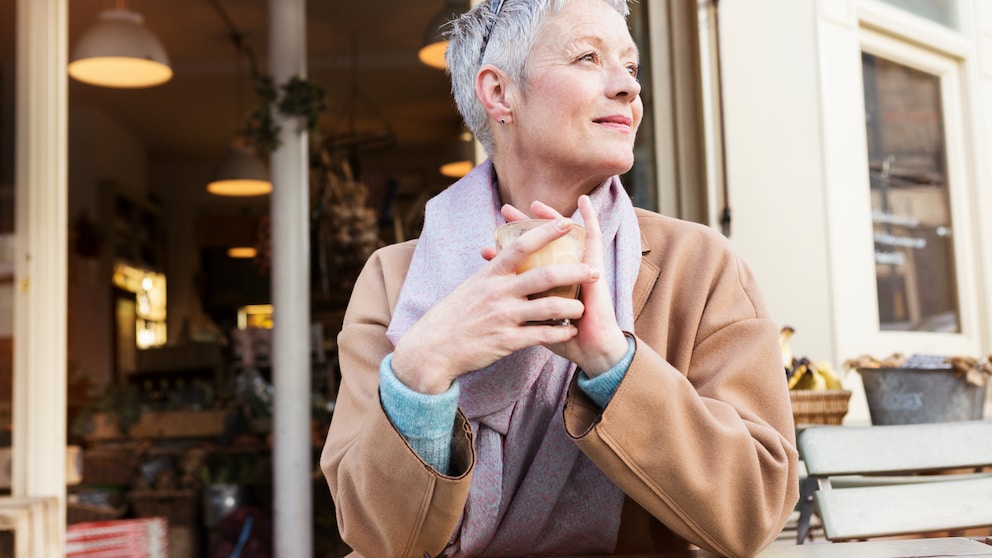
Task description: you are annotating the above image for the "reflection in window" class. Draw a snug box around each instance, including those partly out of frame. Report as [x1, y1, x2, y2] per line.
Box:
[862, 52, 959, 333]
[876, 0, 959, 30]
[112, 263, 167, 348]
[622, 0, 657, 211]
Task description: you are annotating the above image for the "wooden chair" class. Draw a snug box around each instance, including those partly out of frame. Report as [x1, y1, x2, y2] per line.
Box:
[796, 420, 992, 544]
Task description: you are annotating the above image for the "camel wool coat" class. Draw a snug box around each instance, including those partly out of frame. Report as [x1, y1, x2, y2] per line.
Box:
[320, 208, 800, 558]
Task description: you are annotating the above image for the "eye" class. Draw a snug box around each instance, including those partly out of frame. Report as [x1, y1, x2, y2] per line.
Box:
[578, 52, 599, 64]
[627, 63, 640, 80]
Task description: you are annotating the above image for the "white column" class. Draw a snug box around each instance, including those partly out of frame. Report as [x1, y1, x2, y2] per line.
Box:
[268, 0, 313, 556]
[13, 0, 68, 553]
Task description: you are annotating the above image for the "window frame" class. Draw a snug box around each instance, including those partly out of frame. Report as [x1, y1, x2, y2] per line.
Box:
[855, 26, 982, 356]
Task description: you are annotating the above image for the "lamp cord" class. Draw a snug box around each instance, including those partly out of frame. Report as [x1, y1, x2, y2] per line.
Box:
[208, 0, 263, 137]
[208, 0, 262, 80]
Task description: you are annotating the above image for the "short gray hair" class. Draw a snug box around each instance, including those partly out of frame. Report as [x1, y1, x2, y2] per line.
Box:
[446, 0, 631, 157]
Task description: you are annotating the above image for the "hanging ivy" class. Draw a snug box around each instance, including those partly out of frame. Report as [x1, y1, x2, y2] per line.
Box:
[245, 75, 328, 153]
[279, 76, 328, 132]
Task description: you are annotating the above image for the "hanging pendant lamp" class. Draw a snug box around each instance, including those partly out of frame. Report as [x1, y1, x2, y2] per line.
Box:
[205, 5, 271, 198]
[227, 246, 258, 259]
[440, 129, 476, 178]
[207, 136, 272, 197]
[68, 2, 172, 88]
[418, 0, 466, 70]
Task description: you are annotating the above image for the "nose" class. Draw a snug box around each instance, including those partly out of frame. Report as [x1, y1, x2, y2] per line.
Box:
[608, 64, 641, 102]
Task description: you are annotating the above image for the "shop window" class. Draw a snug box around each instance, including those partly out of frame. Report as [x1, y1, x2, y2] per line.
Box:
[622, 0, 657, 211]
[875, 0, 959, 30]
[861, 52, 960, 332]
[237, 304, 273, 330]
[113, 263, 167, 349]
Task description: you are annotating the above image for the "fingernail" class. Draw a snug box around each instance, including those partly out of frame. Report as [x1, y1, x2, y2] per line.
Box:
[589, 266, 601, 280]
[555, 218, 572, 230]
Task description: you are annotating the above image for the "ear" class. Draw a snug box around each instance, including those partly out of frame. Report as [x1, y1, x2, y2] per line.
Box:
[476, 65, 513, 125]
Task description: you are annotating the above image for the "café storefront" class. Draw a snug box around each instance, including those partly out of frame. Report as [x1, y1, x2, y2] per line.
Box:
[3, 0, 992, 554]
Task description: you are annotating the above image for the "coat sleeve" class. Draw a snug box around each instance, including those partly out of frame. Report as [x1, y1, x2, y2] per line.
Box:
[563, 229, 799, 558]
[319, 245, 475, 558]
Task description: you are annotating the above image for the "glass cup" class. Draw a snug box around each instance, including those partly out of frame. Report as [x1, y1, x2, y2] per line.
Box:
[494, 219, 587, 313]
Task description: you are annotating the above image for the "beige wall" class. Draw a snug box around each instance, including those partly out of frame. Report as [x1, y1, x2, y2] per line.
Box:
[720, 0, 835, 362]
[720, 0, 992, 423]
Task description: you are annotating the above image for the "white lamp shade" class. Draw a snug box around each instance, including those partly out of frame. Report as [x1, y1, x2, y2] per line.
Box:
[68, 9, 172, 88]
[207, 145, 272, 197]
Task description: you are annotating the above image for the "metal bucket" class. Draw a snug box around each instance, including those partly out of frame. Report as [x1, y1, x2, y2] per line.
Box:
[859, 367, 986, 425]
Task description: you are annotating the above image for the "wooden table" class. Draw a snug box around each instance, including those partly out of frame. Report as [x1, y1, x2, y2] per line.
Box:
[567, 537, 992, 558]
[758, 537, 992, 558]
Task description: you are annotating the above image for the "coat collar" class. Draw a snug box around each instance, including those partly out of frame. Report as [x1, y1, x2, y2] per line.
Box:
[633, 216, 660, 320]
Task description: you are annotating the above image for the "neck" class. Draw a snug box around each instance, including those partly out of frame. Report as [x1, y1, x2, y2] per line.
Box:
[491, 157, 610, 218]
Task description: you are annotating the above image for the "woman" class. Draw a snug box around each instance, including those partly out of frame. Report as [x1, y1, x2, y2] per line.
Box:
[321, 0, 799, 556]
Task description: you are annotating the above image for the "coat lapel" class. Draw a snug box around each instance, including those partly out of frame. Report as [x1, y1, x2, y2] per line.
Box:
[632, 227, 660, 321]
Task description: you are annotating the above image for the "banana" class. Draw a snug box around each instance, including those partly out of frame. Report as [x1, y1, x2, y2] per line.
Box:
[779, 326, 795, 370]
[790, 360, 843, 391]
[781, 326, 844, 391]
[813, 361, 844, 390]
[788, 358, 810, 390]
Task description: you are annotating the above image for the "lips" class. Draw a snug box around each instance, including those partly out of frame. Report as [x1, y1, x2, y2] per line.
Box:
[593, 115, 633, 128]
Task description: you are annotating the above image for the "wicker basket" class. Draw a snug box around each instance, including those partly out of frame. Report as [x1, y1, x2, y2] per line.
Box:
[790, 389, 852, 425]
[129, 489, 200, 527]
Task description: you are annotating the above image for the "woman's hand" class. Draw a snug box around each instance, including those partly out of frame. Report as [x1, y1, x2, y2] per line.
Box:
[489, 197, 630, 377]
[555, 195, 630, 376]
[391, 217, 599, 394]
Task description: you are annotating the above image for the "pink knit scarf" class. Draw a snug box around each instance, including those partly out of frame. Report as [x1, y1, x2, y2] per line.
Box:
[386, 160, 641, 557]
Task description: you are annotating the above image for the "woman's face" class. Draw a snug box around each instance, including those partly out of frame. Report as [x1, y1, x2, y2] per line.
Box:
[510, 0, 642, 180]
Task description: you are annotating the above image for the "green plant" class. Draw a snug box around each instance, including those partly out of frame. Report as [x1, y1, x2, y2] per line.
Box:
[70, 383, 142, 438]
[245, 75, 328, 153]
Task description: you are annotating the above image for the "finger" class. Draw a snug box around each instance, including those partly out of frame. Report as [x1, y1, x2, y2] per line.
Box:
[577, 195, 604, 272]
[492, 218, 575, 274]
[529, 200, 566, 220]
[514, 262, 597, 299]
[517, 295, 585, 325]
[500, 204, 530, 222]
[491, 219, 576, 282]
[491, 205, 532, 265]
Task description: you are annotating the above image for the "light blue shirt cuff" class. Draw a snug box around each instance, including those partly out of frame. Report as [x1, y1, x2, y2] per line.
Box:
[378, 353, 459, 474]
[577, 335, 635, 408]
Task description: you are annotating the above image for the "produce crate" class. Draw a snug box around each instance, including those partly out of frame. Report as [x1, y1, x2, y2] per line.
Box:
[128, 409, 230, 439]
[80, 412, 127, 441]
[82, 447, 140, 486]
[129, 489, 199, 527]
[790, 389, 851, 425]
[67, 502, 128, 525]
